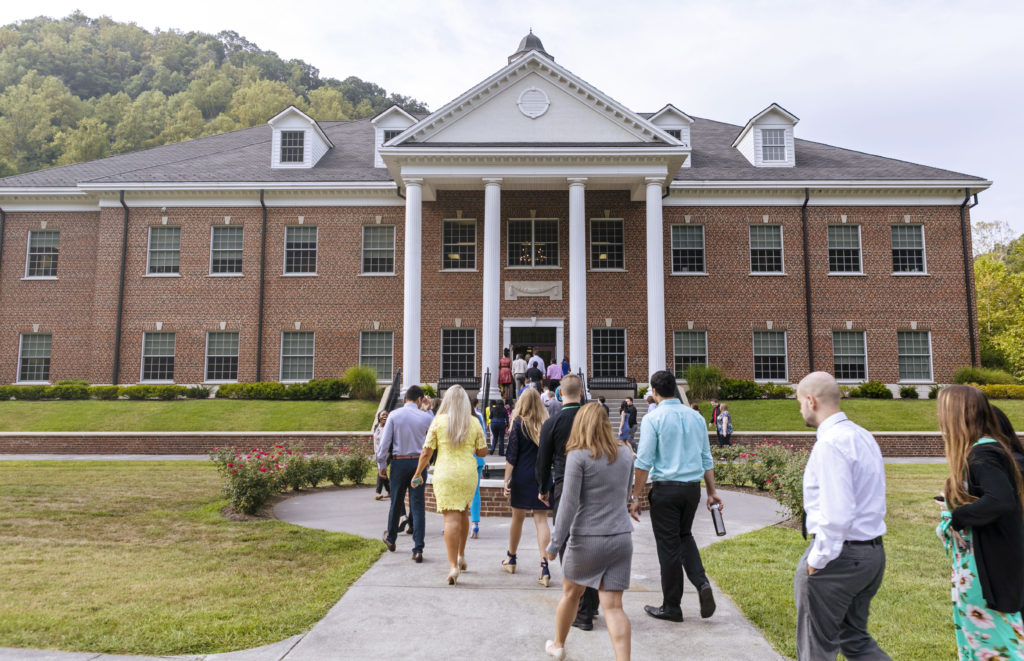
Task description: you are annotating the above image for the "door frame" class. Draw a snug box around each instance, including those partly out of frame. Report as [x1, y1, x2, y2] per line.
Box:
[503, 318, 564, 364]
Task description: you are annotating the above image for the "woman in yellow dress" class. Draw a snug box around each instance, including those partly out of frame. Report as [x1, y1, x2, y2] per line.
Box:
[411, 385, 488, 585]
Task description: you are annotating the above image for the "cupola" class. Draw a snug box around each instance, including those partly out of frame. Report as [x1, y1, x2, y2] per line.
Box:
[508, 30, 554, 64]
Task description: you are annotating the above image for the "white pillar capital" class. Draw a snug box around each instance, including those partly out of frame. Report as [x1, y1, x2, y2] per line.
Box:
[567, 177, 588, 187]
[402, 177, 423, 187]
[645, 176, 665, 187]
[482, 177, 503, 187]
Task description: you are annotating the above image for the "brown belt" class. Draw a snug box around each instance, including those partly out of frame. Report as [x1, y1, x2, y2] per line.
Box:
[393, 454, 420, 460]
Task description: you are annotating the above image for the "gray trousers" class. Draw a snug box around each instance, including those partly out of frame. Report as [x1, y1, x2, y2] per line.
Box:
[794, 542, 891, 661]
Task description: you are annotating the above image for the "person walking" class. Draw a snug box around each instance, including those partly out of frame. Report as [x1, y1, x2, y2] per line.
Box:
[489, 398, 509, 455]
[544, 403, 635, 661]
[617, 401, 631, 449]
[410, 385, 488, 585]
[513, 353, 529, 395]
[528, 351, 545, 374]
[372, 409, 391, 501]
[499, 348, 514, 401]
[536, 374, 601, 631]
[376, 385, 433, 562]
[710, 398, 722, 446]
[470, 395, 488, 540]
[502, 388, 553, 586]
[629, 370, 720, 623]
[624, 398, 639, 450]
[546, 360, 563, 390]
[645, 394, 657, 413]
[716, 403, 733, 447]
[561, 357, 570, 378]
[598, 396, 609, 417]
[936, 385, 1024, 660]
[794, 371, 890, 661]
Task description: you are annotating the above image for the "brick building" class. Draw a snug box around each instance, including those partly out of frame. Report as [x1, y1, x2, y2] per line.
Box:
[0, 33, 990, 395]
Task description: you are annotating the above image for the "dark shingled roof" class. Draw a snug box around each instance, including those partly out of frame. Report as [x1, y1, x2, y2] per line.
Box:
[0, 114, 986, 189]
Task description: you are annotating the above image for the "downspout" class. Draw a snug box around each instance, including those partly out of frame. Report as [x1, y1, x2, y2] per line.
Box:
[960, 189, 978, 367]
[0, 206, 6, 282]
[112, 191, 130, 385]
[396, 185, 405, 200]
[256, 190, 268, 381]
[800, 188, 814, 372]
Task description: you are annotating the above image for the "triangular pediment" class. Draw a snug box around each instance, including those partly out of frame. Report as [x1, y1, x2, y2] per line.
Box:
[394, 51, 678, 145]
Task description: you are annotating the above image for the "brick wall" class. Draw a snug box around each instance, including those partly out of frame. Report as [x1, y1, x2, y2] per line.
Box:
[723, 431, 951, 456]
[0, 432, 372, 455]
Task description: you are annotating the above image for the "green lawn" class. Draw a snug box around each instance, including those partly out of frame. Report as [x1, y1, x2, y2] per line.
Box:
[694, 399, 1024, 432]
[0, 399, 378, 431]
[704, 464, 955, 660]
[0, 461, 381, 655]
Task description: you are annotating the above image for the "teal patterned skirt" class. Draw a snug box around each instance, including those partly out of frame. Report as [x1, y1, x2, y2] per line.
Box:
[937, 512, 1024, 660]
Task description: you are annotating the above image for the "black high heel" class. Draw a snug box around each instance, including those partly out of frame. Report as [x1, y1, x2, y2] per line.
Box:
[539, 559, 551, 587]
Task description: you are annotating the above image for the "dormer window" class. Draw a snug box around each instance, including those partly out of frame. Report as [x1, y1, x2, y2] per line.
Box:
[383, 129, 402, 143]
[281, 131, 305, 163]
[372, 105, 418, 168]
[762, 129, 785, 161]
[665, 129, 682, 140]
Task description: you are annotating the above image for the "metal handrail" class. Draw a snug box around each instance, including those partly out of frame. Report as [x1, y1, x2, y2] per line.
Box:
[577, 367, 588, 405]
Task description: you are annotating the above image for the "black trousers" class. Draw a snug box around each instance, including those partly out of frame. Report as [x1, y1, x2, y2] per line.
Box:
[552, 480, 600, 615]
[649, 482, 708, 610]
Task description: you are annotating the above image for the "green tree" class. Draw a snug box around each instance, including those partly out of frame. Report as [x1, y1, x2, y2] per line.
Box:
[975, 256, 1024, 376]
[112, 89, 169, 152]
[0, 71, 85, 172]
[307, 86, 353, 120]
[161, 99, 205, 144]
[54, 117, 110, 164]
[228, 78, 302, 126]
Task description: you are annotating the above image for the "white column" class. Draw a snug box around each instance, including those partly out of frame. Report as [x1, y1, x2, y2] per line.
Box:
[480, 178, 503, 401]
[568, 178, 588, 385]
[401, 178, 423, 395]
[646, 177, 667, 377]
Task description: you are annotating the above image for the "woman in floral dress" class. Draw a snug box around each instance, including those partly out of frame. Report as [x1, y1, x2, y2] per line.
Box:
[936, 385, 1024, 660]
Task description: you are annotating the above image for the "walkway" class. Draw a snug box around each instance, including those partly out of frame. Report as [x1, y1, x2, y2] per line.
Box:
[0, 485, 788, 661]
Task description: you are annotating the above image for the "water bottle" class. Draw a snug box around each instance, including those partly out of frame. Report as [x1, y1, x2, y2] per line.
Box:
[711, 503, 726, 536]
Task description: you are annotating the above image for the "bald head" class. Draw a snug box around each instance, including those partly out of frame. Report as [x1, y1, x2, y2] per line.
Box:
[796, 371, 842, 429]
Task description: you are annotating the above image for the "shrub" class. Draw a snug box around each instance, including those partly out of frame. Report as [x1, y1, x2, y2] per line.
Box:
[766, 448, 810, 519]
[89, 385, 120, 400]
[760, 382, 795, 399]
[154, 385, 188, 400]
[120, 385, 151, 400]
[344, 453, 376, 485]
[637, 385, 648, 398]
[11, 385, 48, 400]
[215, 382, 287, 400]
[929, 384, 943, 399]
[47, 383, 90, 400]
[954, 366, 1018, 385]
[306, 455, 332, 488]
[719, 378, 761, 400]
[420, 383, 437, 398]
[308, 378, 349, 400]
[209, 447, 286, 515]
[186, 386, 211, 399]
[848, 381, 893, 399]
[899, 385, 920, 399]
[279, 451, 310, 491]
[0, 385, 14, 400]
[712, 441, 809, 518]
[684, 365, 724, 400]
[55, 379, 89, 387]
[344, 365, 379, 401]
[978, 384, 1024, 400]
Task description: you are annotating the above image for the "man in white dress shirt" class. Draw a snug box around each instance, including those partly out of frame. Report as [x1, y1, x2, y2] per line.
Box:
[794, 372, 891, 661]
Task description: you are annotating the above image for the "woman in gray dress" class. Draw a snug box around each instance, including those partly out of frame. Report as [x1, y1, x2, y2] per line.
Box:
[544, 403, 634, 660]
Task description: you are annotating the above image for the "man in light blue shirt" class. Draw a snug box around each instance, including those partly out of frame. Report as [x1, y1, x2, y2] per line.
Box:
[630, 370, 723, 623]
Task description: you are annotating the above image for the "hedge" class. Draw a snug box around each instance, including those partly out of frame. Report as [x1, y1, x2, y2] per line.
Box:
[978, 384, 1024, 400]
[215, 378, 349, 400]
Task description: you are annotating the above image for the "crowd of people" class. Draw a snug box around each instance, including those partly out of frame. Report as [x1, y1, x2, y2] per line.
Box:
[370, 361, 1024, 661]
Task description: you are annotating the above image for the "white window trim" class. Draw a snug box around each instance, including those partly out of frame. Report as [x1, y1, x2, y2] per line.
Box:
[283, 226, 318, 276]
[674, 330, 708, 378]
[507, 217, 560, 268]
[749, 225, 786, 275]
[24, 230, 59, 280]
[439, 328, 477, 380]
[280, 331, 315, 383]
[209, 226, 243, 277]
[204, 331, 240, 384]
[670, 224, 707, 275]
[891, 224, 929, 276]
[278, 130, 307, 166]
[362, 225, 396, 276]
[832, 330, 869, 383]
[590, 327, 628, 379]
[761, 128, 787, 162]
[752, 330, 789, 383]
[441, 219, 477, 271]
[827, 224, 864, 275]
[140, 331, 175, 384]
[359, 330, 395, 383]
[897, 330, 934, 383]
[146, 226, 180, 276]
[588, 218, 625, 271]
[16, 333, 51, 384]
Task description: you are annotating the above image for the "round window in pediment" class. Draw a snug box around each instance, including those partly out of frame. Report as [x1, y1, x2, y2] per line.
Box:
[517, 87, 550, 119]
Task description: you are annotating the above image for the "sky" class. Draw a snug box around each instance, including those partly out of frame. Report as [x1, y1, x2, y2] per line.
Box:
[2, 0, 1023, 235]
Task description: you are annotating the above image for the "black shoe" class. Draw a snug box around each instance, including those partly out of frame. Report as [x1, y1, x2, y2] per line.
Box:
[412, 552, 423, 563]
[643, 605, 683, 622]
[382, 532, 395, 552]
[571, 611, 594, 631]
[698, 583, 716, 618]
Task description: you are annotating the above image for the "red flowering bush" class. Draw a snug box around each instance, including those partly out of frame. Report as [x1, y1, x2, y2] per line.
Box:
[711, 440, 809, 518]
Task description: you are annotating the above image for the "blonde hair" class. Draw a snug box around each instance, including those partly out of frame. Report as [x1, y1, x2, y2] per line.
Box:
[567, 403, 622, 464]
[938, 385, 1024, 515]
[511, 387, 548, 445]
[437, 385, 473, 448]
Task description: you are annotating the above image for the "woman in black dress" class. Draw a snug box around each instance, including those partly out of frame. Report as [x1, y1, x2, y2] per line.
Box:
[502, 387, 552, 585]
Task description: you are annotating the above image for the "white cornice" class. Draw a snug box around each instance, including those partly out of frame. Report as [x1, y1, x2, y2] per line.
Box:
[669, 179, 991, 191]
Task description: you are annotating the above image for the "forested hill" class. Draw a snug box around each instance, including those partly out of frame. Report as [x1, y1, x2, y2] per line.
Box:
[0, 12, 429, 177]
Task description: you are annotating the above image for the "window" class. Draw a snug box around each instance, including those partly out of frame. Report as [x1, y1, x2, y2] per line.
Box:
[383, 129, 402, 143]
[507, 219, 559, 267]
[362, 225, 396, 274]
[898, 331, 932, 381]
[828, 225, 862, 273]
[749, 225, 784, 273]
[360, 331, 393, 380]
[892, 225, 926, 273]
[591, 328, 626, 378]
[671, 225, 705, 273]
[26, 230, 59, 277]
[142, 332, 175, 381]
[762, 129, 785, 161]
[674, 331, 707, 375]
[18, 334, 51, 382]
[753, 331, 787, 381]
[205, 331, 239, 382]
[441, 329, 476, 379]
[281, 331, 314, 381]
[210, 226, 243, 274]
[590, 219, 624, 270]
[280, 131, 304, 163]
[665, 129, 682, 139]
[442, 220, 476, 270]
[284, 226, 317, 274]
[148, 227, 180, 275]
[833, 331, 867, 381]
